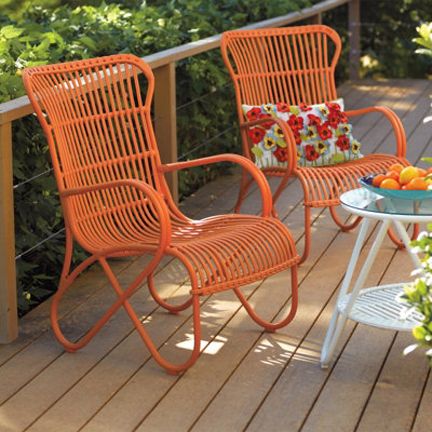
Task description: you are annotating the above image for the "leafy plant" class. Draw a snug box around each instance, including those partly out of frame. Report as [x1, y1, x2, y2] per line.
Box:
[413, 22, 432, 57]
[403, 228, 432, 364]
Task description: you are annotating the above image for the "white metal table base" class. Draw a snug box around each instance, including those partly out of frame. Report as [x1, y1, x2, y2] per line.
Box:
[320, 218, 422, 368]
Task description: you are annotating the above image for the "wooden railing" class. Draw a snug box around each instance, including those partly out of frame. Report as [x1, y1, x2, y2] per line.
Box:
[0, 0, 360, 343]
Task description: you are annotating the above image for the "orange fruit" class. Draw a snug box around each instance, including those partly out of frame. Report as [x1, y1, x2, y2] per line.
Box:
[372, 174, 387, 187]
[406, 177, 428, 190]
[380, 178, 400, 190]
[399, 166, 419, 185]
[386, 170, 400, 181]
[417, 168, 427, 177]
[427, 167, 432, 175]
[389, 163, 404, 173]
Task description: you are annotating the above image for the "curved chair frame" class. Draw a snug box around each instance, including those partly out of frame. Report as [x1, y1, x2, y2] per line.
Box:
[23, 54, 299, 374]
[221, 25, 417, 262]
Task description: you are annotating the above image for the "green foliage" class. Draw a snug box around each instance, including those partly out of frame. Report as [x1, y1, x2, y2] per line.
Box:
[413, 22, 432, 58]
[403, 229, 432, 364]
[359, 0, 432, 78]
[1, 0, 312, 313]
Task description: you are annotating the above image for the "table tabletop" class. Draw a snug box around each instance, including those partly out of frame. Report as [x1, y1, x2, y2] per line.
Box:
[340, 188, 432, 222]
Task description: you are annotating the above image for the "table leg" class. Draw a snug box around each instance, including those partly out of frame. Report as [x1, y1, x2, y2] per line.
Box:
[321, 218, 391, 368]
[392, 220, 422, 269]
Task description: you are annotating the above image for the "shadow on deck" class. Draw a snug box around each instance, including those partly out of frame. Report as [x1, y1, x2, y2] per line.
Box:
[0, 79, 431, 432]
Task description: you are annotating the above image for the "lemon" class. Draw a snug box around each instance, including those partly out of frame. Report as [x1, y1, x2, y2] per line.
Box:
[399, 166, 419, 185]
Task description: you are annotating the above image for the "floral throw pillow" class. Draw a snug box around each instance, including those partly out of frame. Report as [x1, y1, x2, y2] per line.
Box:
[242, 99, 363, 168]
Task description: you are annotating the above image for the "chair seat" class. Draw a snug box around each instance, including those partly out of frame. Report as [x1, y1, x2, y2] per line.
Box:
[170, 215, 299, 295]
[82, 213, 298, 296]
[266, 154, 408, 207]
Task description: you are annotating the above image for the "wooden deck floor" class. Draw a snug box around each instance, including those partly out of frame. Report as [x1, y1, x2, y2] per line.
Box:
[1, 79, 432, 432]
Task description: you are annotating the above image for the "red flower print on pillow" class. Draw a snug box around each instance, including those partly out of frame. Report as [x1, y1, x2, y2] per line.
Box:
[274, 146, 290, 162]
[338, 111, 348, 123]
[258, 113, 275, 129]
[288, 114, 304, 131]
[326, 102, 341, 111]
[336, 135, 350, 151]
[293, 131, 302, 145]
[276, 102, 291, 112]
[246, 107, 261, 121]
[327, 111, 341, 129]
[304, 145, 320, 161]
[248, 127, 266, 144]
[317, 123, 332, 140]
[241, 99, 363, 169]
[299, 102, 312, 112]
[307, 114, 321, 127]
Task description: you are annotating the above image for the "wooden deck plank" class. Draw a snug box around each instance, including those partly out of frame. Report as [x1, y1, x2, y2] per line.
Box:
[412, 371, 432, 432]
[298, 247, 410, 431]
[25, 183, 318, 430]
[191, 220, 391, 432]
[295, 81, 432, 432]
[0, 80, 430, 432]
[0, 80, 408, 428]
[132, 80, 425, 431]
[0, 176, 247, 431]
[352, 86, 432, 432]
[62, 82, 384, 432]
[0, 168, 241, 369]
[242, 79, 432, 432]
[0, 168, 249, 431]
[16, 80, 372, 432]
[4, 154, 310, 428]
[180, 82, 421, 432]
[355, 332, 430, 432]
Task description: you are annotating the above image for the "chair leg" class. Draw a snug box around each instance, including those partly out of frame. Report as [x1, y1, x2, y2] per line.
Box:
[387, 223, 420, 249]
[299, 206, 312, 264]
[52, 254, 202, 375]
[234, 168, 253, 213]
[51, 254, 100, 352]
[102, 259, 202, 375]
[148, 272, 193, 314]
[329, 205, 362, 232]
[233, 265, 298, 332]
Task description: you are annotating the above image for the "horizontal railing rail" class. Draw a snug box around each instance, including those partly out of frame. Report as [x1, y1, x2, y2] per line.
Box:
[0, 0, 360, 342]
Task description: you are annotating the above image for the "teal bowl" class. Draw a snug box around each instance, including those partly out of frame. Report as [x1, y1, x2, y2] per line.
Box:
[359, 177, 432, 200]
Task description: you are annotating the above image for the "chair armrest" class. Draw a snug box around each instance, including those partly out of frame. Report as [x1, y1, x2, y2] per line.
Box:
[161, 154, 273, 217]
[345, 106, 407, 158]
[60, 179, 172, 255]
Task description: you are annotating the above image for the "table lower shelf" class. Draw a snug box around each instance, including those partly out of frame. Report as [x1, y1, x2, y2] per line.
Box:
[337, 283, 423, 331]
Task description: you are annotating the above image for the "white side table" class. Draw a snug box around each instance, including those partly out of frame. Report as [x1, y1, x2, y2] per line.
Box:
[320, 188, 426, 368]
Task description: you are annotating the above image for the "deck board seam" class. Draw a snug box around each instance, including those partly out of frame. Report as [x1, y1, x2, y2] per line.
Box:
[54, 81, 417, 429]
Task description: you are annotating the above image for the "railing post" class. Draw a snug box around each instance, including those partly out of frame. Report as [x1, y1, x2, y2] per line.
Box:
[154, 63, 179, 202]
[349, 0, 361, 80]
[308, 13, 322, 25]
[0, 121, 18, 343]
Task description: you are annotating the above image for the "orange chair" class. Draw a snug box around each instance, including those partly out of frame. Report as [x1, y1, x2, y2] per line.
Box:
[221, 25, 416, 263]
[23, 54, 299, 374]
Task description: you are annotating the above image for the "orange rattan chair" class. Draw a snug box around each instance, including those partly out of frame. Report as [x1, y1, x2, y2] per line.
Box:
[22, 54, 299, 374]
[221, 25, 417, 263]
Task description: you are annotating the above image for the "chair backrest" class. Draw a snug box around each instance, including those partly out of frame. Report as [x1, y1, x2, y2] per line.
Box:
[22, 54, 168, 198]
[221, 25, 341, 120]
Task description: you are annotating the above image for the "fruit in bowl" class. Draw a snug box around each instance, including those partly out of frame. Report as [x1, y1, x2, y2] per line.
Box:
[363, 163, 432, 191]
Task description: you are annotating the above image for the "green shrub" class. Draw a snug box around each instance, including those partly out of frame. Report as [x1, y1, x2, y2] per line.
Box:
[359, 0, 432, 78]
[403, 229, 432, 364]
[413, 22, 432, 58]
[1, 0, 312, 313]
